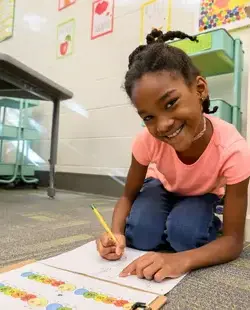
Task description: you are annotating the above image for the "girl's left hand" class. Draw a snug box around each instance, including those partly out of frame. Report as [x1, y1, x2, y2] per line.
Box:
[119, 252, 191, 282]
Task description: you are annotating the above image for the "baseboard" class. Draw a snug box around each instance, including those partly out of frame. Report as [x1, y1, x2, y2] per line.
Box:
[35, 171, 125, 197]
[35, 170, 250, 240]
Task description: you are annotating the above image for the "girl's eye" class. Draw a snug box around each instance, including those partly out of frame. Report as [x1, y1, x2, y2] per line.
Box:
[143, 115, 153, 122]
[166, 98, 178, 109]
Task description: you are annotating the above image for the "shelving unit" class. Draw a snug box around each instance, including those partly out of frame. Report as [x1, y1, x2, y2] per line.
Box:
[169, 28, 244, 132]
[0, 97, 40, 187]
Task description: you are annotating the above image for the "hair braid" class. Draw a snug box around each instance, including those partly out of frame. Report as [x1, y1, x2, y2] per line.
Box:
[125, 28, 216, 115]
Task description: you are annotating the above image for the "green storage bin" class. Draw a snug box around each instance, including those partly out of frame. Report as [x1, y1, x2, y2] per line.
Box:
[232, 106, 242, 132]
[0, 163, 36, 176]
[169, 29, 235, 77]
[0, 124, 40, 140]
[237, 108, 242, 131]
[0, 98, 39, 109]
[0, 124, 19, 140]
[23, 128, 40, 140]
[210, 99, 232, 123]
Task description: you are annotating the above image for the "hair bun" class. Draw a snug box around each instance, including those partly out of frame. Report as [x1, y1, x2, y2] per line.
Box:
[146, 28, 164, 44]
[151, 28, 163, 38]
[146, 34, 155, 44]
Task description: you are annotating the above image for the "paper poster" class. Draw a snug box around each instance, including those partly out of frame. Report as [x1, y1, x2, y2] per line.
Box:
[0, 0, 15, 43]
[0, 262, 156, 309]
[140, 0, 170, 44]
[58, 0, 76, 11]
[56, 18, 75, 59]
[42, 241, 186, 295]
[198, 0, 250, 32]
[91, 0, 114, 40]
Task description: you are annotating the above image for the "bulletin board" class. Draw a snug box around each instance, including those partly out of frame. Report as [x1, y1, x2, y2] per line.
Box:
[56, 18, 75, 59]
[91, 0, 114, 40]
[58, 0, 76, 11]
[198, 0, 250, 33]
[0, 0, 15, 43]
[139, 0, 172, 44]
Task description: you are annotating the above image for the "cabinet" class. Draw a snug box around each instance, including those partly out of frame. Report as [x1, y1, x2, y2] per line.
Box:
[0, 97, 40, 186]
[169, 28, 244, 132]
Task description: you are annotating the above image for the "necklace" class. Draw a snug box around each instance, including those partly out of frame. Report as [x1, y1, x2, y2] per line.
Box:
[193, 116, 206, 141]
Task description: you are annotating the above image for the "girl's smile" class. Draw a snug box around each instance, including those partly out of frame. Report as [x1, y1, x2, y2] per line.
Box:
[163, 123, 185, 139]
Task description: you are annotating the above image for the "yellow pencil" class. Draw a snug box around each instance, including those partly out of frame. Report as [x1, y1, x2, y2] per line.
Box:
[90, 204, 117, 243]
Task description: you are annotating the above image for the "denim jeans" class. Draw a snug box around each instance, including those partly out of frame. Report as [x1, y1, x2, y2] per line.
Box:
[125, 178, 221, 252]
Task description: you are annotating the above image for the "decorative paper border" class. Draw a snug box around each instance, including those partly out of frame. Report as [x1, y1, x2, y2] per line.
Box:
[91, 0, 115, 40]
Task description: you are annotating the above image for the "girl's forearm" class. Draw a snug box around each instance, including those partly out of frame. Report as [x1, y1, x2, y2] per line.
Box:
[185, 235, 243, 271]
[111, 196, 132, 234]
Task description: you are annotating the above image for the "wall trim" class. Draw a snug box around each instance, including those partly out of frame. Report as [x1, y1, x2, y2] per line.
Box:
[35, 171, 125, 197]
[35, 171, 250, 241]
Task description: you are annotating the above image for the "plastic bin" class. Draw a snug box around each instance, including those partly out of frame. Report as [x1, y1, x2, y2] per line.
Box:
[210, 99, 232, 123]
[169, 29, 235, 77]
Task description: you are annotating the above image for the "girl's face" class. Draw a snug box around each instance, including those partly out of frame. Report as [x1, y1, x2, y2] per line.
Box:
[131, 71, 208, 152]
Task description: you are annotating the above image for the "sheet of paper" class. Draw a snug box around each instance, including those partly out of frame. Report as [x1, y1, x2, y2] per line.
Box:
[0, 262, 157, 309]
[41, 241, 186, 295]
[140, 0, 169, 44]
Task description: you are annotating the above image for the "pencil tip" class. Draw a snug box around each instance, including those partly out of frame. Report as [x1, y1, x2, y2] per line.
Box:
[89, 204, 94, 209]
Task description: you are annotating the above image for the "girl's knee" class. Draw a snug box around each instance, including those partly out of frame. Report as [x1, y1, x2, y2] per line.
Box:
[125, 214, 165, 251]
[166, 213, 218, 252]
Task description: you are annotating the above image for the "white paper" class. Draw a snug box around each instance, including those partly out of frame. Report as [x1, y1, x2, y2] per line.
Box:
[42, 241, 186, 295]
[0, 262, 157, 309]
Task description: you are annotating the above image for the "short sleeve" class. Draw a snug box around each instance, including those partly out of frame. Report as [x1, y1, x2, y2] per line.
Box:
[220, 139, 250, 185]
[132, 129, 154, 166]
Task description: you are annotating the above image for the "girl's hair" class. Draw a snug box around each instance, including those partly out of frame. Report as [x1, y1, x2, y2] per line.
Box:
[124, 29, 218, 114]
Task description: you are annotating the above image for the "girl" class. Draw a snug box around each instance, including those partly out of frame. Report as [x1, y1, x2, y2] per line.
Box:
[96, 30, 250, 282]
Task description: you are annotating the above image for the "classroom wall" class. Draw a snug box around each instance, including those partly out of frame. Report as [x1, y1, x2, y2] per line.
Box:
[1, 0, 250, 222]
[0, 0, 198, 178]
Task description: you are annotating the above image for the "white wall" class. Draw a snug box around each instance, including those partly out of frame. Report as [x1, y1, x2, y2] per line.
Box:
[1, 0, 250, 219]
[0, 0, 203, 178]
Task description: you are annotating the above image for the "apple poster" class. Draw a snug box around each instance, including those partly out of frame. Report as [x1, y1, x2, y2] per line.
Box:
[58, 0, 76, 11]
[57, 18, 75, 58]
[91, 0, 114, 40]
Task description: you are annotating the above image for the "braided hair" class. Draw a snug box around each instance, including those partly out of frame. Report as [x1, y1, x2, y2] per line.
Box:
[125, 29, 218, 114]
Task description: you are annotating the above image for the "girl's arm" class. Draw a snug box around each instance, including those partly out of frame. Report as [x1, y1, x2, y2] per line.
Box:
[185, 177, 249, 270]
[111, 155, 148, 234]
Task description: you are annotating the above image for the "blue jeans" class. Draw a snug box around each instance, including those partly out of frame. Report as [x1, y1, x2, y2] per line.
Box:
[125, 178, 221, 252]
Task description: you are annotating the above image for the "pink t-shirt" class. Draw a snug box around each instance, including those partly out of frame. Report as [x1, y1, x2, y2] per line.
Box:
[132, 114, 250, 197]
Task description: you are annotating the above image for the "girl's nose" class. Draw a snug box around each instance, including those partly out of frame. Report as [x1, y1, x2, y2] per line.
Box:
[156, 117, 175, 135]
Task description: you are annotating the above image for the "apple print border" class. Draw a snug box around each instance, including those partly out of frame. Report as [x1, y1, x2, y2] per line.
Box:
[56, 18, 76, 59]
[20, 271, 135, 308]
[58, 0, 76, 12]
[91, 0, 115, 40]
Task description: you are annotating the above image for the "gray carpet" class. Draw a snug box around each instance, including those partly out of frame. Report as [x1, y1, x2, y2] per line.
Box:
[0, 188, 249, 309]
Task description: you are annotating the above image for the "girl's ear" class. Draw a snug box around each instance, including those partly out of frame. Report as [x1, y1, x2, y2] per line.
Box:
[195, 76, 208, 100]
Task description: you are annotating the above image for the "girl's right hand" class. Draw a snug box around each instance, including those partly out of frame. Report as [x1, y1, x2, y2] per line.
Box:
[96, 232, 126, 261]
